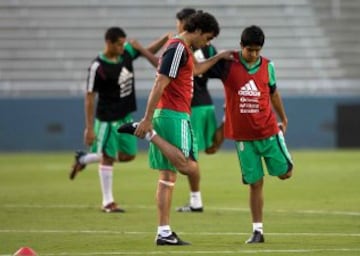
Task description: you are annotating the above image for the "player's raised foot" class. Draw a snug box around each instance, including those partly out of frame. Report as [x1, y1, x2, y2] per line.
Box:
[117, 122, 139, 135]
[101, 202, 125, 213]
[156, 232, 191, 246]
[245, 230, 265, 244]
[176, 205, 203, 213]
[69, 150, 87, 180]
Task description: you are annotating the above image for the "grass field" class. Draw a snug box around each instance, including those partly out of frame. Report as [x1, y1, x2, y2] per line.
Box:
[0, 150, 359, 255]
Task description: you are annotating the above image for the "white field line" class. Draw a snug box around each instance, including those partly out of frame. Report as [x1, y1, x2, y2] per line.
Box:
[1, 248, 360, 256]
[3, 204, 360, 216]
[0, 229, 359, 237]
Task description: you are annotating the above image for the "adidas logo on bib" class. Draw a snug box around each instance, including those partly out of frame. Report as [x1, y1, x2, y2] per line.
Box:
[238, 80, 260, 97]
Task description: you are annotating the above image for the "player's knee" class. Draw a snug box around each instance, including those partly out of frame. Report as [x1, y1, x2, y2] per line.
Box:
[177, 159, 198, 176]
[168, 153, 189, 173]
[174, 160, 188, 174]
[278, 165, 293, 180]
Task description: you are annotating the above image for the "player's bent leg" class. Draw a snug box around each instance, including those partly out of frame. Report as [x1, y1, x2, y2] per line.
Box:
[264, 136, 293, 180]
[278, 161, 294, 180]
[118, 122, 192, 172]
[117, 152, 135, 162]
[69, 150, 87, 180]
[118, 121, 202, 213]
[149, 134, 199, 178]
[278, 169, 293, 180]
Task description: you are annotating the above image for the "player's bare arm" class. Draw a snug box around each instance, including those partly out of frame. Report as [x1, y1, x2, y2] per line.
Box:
[134, 32, 173, 67]
[128, 39, 159, 68]
[146, 32, 173, 54]
[84, 92, 96, 146]
[270, 90, 288, 133]
[135, 74, 171, 138]
[193, 49, 233, 76]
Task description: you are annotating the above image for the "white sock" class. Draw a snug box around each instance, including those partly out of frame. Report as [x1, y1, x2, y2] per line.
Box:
[145, 129, 157, 141]
[253, 222, 263, 234]
[80, 153, 100, 165]
[190, 191, 203, 208]
[157, 225, 172, 237]
[98, 165, 114, 206]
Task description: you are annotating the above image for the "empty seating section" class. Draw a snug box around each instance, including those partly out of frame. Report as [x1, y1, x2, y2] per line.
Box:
[0, 0, 359, 96]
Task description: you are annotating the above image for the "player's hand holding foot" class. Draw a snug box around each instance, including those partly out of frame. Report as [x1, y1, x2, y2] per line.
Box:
[134, 118, 153, 139]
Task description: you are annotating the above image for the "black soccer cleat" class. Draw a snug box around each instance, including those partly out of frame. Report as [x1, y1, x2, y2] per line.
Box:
[117, 122, 139, 135]
[176, 205, 203, 213]
[245, 230, 265, 244]
[156, 232, 191, 246]
[69, 150, 87, 180]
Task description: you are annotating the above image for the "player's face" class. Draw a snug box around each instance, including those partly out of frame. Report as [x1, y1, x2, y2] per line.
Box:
[241, 44, 262, 65]
[193, 31, 214, 49]
[109, 37, 126, 56]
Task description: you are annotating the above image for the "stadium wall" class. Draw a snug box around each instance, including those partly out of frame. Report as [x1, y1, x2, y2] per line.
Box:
[0, 96, 359, 152]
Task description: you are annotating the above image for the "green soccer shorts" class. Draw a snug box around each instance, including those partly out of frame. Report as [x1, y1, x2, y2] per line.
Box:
[191, 105, 218, 151]
[235, 131, 293, 184]
[149, 109, 198, 172]
[90, 114, 137, 159]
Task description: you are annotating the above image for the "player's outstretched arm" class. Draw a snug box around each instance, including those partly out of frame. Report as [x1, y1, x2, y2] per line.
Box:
[193, 50, 233, 76]
[129, 39, 159, 68]
[146, 32, 173, 54]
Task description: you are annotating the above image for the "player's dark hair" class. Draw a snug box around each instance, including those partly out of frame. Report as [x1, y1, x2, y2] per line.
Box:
[241, 25, 265, 47]
[183, 11, 220, 37]
[176, 8, 196, 21]
[105, 27, 126, 43]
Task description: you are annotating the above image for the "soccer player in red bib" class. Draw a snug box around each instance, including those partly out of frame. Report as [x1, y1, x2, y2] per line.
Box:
[211, 25, 294, 243]
[119, 11, 233, 245]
